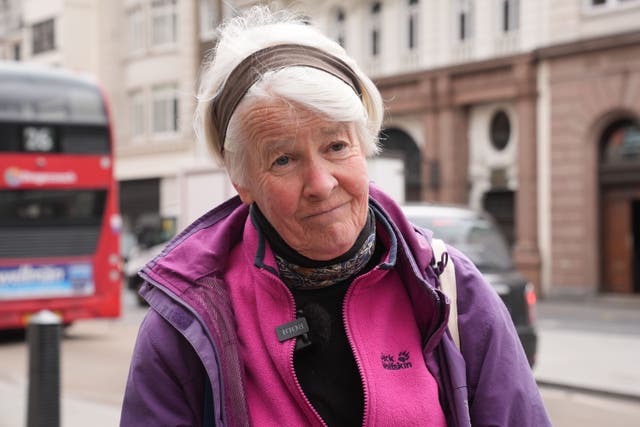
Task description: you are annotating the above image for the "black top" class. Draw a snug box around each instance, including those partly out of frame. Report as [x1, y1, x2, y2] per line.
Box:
[251, 205, 383, 426]
[292, 281, 364, 426]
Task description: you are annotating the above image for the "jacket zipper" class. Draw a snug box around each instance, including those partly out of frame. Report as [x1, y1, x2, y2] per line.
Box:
[392, 224, 445, 350]
[341, 271, 374, 427]
[421, 280, 448, 352]
[276, 276, 328, 427]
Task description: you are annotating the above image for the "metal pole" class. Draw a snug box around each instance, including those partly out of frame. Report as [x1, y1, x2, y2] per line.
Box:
[26, 310, 61, 427]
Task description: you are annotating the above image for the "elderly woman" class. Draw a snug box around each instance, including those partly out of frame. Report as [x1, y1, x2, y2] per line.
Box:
[120, 6, 550, 427]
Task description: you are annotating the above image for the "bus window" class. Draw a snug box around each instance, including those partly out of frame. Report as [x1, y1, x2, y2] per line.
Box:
[0, 122, 20, 151]
[0, 190, 107, 259]
[0, 75, 107, 124]
[0, 123, 110, 154]
[0, 189, 106, 226]
[60, 125, 110, 154]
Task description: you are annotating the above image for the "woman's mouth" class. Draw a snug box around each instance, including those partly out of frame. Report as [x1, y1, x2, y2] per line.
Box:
[304, 203, 346, 220]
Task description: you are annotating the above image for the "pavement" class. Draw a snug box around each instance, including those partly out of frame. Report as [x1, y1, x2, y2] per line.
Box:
[1, 293, 639, 426]
[0, 380, 120, 427]
[533, 294, 640, 400]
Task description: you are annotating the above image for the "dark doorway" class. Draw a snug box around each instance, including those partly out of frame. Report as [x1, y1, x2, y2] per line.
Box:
[119, 178, 160, 226]
[118, 178, 161, 258]
[599, 118, 640, 293]
[379, 128, 422, 201]
[601, 192, 633, 293]
[483, 190, 515, 249]
[633, 200, 640, 293]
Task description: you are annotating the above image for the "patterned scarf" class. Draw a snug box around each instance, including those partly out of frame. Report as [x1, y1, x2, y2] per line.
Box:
[251, 205, 376, 290]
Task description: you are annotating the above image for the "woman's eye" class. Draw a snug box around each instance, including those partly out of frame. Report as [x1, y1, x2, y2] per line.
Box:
[330, 142, 347, 152]
[273, 155, 290, 167]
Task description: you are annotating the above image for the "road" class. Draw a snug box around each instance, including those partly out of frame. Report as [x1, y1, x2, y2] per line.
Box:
[1, 290, 639, 426]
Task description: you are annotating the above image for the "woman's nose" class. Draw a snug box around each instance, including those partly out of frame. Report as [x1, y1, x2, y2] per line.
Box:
[302, 159, 338, 199]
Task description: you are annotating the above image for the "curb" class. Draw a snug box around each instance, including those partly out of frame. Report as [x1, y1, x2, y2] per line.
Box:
[536, 380, 640, 403]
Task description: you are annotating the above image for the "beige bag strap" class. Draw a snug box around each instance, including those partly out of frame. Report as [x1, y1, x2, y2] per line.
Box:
[431, 238, 460, 351]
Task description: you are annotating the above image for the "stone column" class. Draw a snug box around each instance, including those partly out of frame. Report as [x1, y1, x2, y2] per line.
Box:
[438, 107, 468, 204]
[451, 107, 470, 204]
[513, 60, 542, 296]
[438, 106, 456, 204]
[422, 110, 439, 201]
[435, 74, 461, 204]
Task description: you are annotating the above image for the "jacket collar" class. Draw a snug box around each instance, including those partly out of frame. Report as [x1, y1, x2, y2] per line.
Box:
[142, 183, 435, 298]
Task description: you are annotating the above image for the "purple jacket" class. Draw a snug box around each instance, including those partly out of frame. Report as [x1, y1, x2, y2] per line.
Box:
[120, 185, 551, 426]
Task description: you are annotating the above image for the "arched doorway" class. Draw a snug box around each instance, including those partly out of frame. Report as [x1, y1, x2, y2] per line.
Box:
[600, 119, 640, 293]
[481, 109, 516, 250]
[378, 128, 422, 201]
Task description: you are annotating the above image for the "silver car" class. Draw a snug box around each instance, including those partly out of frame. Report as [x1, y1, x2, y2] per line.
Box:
[402, 203, 538, 367]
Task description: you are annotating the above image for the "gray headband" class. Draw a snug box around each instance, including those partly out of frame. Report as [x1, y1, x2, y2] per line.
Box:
[211, 44, 363, 154]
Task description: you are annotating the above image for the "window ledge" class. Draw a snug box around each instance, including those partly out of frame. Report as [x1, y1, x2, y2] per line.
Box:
[149, 43, 179, 55]
[124, 44, 180, 63]
[117, 136, 189, 157]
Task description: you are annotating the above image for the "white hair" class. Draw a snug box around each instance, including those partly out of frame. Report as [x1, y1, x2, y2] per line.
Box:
[194, 5, 384, 186]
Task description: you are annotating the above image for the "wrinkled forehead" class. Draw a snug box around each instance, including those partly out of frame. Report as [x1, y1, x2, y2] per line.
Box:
[242, 99, 352, 147]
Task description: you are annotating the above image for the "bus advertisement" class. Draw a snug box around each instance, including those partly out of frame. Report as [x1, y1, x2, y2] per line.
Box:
[0, 62, 121, 329]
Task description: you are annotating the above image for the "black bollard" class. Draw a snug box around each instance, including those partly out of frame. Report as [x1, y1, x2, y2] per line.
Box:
[26, 310, 62, 427]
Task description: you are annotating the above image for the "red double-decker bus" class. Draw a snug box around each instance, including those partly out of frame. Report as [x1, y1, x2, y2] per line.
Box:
[0, 62, 121, 329]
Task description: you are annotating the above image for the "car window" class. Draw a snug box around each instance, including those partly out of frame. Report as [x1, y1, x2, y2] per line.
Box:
[405, 213, 513, 272]
[463, 223, 513, 271]
[409, 217, 466, 242]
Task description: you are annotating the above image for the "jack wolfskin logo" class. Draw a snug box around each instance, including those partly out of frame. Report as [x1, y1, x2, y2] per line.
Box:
[381, 351, 412, 370]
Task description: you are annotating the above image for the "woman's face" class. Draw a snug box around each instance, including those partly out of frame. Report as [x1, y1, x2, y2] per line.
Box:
[234, 100, 370, 261]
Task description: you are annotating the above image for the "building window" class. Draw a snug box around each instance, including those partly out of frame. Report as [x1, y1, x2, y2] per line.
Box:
[489, 110, 511, 151]
[501, 0, 519, 33]
[587, 0, 640, 9]
[332, 7, 346, 48]
[151, 0, 177, 47]
[32, 18, 55, 55]
[152, 85, 179, 135]
[408, 0, 419, 50]
[601, 120, 640, 163]
[0, 0, 22, 35]
[199, 0, 218, 39]
[128, 8, 146, 53]
[456, 0, 473, 41]
[129, 91, 145, 139]
[370, 2, 382, 56]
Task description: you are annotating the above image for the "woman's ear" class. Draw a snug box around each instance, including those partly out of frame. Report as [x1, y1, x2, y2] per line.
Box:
[233, 182, 254, 205]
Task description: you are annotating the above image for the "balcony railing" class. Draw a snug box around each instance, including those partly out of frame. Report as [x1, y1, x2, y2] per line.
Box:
[494, 31, 521, 56]
[452, 40, 473, 63]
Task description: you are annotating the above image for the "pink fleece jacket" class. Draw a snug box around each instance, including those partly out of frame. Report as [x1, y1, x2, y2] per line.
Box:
[224, 215, 447, 427]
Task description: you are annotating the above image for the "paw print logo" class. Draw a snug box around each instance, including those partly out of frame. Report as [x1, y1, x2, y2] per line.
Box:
[381, 353, 395, 363]
[397, 351, 410, 363]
